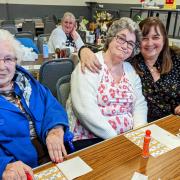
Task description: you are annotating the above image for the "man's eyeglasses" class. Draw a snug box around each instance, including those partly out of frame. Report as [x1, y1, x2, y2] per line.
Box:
[115, 35, 137, 50]
[0, 56, 17, 65]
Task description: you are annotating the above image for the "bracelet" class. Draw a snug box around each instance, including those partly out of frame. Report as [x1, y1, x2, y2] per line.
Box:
[78, 45, 88, 59]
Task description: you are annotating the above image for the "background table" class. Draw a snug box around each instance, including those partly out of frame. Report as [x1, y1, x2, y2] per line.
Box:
[21, 53, 79, 80]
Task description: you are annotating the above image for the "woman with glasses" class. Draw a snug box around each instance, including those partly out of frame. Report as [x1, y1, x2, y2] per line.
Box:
[79, 17, 180, 122]
[0, 29, 73, 179]
[66, 17, 147, 150]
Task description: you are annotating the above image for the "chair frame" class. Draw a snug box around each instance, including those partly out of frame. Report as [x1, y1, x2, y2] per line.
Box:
[15, 31, 34, 41]
[56, 75, 71, 107]
[39, 59, 74, 97]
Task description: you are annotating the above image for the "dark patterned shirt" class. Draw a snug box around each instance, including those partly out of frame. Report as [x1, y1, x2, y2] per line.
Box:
[65, 34, 75, 47]
[130, 50, 180, 122]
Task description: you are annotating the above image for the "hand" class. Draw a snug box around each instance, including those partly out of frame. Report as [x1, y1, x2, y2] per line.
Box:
[46, 126, 67, 163]
[2, 161, 33, 180]
[71, 23, 78, 41]
[80, 47, 102, 73]
[174, 105, 180, 115]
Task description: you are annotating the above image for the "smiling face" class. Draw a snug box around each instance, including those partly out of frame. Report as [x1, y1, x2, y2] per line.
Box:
[62, 16, 75, 34]
[0, 41, 16, 89]
[107, 28, 136, 63]
[140, 26, 164, 61]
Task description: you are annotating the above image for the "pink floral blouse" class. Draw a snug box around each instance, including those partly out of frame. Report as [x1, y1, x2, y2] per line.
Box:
[73, 64, 134, 140]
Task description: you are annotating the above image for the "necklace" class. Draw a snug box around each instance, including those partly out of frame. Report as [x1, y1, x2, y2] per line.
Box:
[148, 66, 155, 73]
[146, 64, 157, 73]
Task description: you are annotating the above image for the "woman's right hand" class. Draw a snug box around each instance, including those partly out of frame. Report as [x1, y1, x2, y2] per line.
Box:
[174, 105, 180, 115]
[80, 47, 102, 73]
[2, 161, 34, 180]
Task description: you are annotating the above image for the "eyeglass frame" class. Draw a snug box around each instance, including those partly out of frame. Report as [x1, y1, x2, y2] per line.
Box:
[0, 56, 17, 65]
[114, 35, 138, 50]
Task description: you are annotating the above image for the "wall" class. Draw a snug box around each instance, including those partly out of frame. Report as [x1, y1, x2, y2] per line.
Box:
[1, 0, 180, 5]
[0, 0, 86, 6]
[0, 1, 180, 37]
[0, 1, 136, 20]
[98, 0, 180, 5]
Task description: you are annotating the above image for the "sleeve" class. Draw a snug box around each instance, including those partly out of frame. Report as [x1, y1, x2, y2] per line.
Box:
[70, 63, 117, 139]
[38, 85, 70, 143]
[48, 27, 67, 53]
[131, 67, 148, 128]
[0, 153, 14, 177]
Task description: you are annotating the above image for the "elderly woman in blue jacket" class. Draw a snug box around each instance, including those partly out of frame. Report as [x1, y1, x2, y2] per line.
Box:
[0, 29, 73, 179]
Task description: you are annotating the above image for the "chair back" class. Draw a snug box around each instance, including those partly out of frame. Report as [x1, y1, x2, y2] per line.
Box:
[56, 75, 71, 107]
[39, 59, 74, 97]
[43, 15, 58, 25]
[78, 30, 86, 43]
[22, 21, 36, 37]
[37, 34, 50, 53]
[1, 24, 18, 35]
[15, 31, 34, 41]
[44, 20, 56, 34]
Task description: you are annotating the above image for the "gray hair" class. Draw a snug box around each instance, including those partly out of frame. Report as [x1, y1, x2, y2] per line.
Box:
[0, 29, 23, 64]
[104, 17, 142, 56]
[62, 12, 76, 23]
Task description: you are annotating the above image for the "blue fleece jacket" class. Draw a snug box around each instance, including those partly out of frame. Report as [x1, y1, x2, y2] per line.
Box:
[0, 66, 72, 177]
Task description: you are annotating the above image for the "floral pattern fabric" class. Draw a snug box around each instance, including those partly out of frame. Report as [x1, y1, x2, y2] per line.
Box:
[73, 64, 134, 140]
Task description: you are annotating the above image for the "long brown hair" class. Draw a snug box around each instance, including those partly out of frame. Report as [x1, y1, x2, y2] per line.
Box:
[134, 17, 172, 75]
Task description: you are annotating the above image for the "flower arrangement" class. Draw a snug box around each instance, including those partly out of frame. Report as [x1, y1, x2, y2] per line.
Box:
[79, 17, 89, 31]
[93, 10, 113, 23]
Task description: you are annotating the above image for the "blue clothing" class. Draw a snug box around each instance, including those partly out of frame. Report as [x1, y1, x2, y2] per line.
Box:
[16, 37, 40, 54]
[0, 66, 72, 176]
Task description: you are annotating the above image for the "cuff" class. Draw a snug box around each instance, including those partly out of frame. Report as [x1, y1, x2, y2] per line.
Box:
[78, 45, 88, 59]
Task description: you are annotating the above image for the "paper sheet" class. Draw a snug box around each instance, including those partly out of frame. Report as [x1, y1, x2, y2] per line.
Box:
[131, 172, 148, 180]
[141, 124, 180, 149]
[22, 65, 41, 70]
[57, 157, 93, 180]
[125, 124, 180, 157]
[34, 166, 66, 180]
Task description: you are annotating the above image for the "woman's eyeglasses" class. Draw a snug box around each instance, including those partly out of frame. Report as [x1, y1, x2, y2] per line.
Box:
[115, 35, 137, 50]
[0, 56, 17, 65]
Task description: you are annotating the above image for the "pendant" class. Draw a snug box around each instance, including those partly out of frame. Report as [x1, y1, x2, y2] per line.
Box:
[149, 67, 154, 73]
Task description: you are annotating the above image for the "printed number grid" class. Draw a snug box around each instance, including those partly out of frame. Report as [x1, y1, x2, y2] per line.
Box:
[124, 129, 171, 157]
[34, 166, 67, 180]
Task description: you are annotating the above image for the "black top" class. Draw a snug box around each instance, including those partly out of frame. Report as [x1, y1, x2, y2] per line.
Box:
[130, 50, 180, 122]
[66, 34, 75, 47]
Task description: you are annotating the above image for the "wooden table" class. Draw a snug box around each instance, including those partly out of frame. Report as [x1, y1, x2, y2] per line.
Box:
[34, 115, 180, 179]
[15, 21, 44, 36]
[20, 54, 52, 79]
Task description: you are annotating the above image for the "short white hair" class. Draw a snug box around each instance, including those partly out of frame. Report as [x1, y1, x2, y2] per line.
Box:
[62, 12, 76, 23]
[0, 29, 23, 64]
